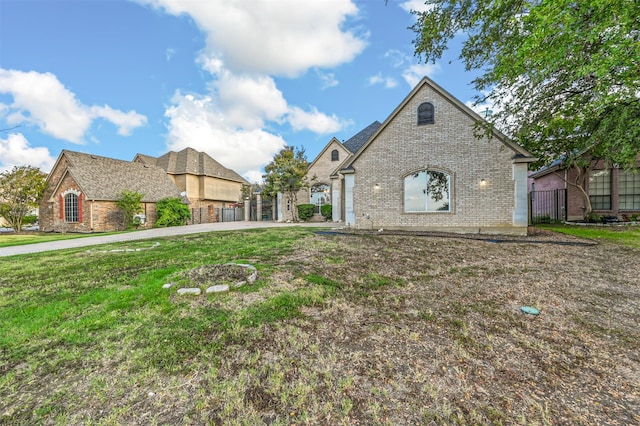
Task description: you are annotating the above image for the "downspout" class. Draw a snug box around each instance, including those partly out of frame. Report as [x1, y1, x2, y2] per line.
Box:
[90, 200, 94, 231]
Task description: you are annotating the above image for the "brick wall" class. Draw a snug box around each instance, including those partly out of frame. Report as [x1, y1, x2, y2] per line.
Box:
[350, 84, 524, 234]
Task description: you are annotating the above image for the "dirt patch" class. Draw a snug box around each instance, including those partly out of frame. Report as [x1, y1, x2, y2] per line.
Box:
[170, 263, 256, 288]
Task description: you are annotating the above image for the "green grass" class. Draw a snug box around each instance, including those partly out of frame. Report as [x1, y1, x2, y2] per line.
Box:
[0, 231, 122, 248]
[537, 223, 640, 248]
[1, 226, 639, 425]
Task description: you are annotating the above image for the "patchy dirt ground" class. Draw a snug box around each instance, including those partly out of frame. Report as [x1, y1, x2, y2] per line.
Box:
[3, 228, 639, 425]
[196, 228, 640, 425]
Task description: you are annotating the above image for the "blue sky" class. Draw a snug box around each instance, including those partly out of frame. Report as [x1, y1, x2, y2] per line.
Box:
[0, 0, 483, 182]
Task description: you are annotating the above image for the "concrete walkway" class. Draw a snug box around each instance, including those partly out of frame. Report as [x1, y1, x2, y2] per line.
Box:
[0, 221, 339, 257]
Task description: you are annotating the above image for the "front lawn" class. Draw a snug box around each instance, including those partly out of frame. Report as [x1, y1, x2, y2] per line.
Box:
[0, 231, 121, 248]
[1, 227, 638, 424]
[538, 223, 640, 249]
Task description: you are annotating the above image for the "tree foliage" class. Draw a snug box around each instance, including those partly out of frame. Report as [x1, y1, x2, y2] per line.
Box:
[116, 189, 144, 230]
[262, 147, 309, 221]
[411, 0, 640, 215]
[155, 197, 190, 227]
[0, 166, 47, 233]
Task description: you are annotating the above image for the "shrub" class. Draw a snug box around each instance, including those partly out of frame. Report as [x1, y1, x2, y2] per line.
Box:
[22, 214, 38, 225]
[585, 211, 601, 223]
[155, 197, 191, 227]
[320, 204, 332, 221]
[297, 204, 315, 221]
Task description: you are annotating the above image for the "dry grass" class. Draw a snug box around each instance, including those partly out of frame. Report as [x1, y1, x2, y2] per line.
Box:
[1, 227, 639, 425]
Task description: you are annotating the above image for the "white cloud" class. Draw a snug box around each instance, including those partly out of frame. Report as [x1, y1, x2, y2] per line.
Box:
[91, 105, 148, 136]
[368, 73, 398, 89]
[0, 69, 147, 143]
[384, 49, 409, 68]
[288, 106, 350, 134]
[0, 133, 56, 173]
[164, 92, 287, 181]
[400, 0, 436, 14]
[402, 63, 440, 88]
[316, 70, 339, 90]
[213, 72, 288, 130]
[133, 0, 363, 177]
[138, 0, 367, 77]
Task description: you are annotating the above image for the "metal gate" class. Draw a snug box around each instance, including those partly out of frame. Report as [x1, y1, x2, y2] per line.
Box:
[219, 207, 243, 222]
[529, 189, 567, 224]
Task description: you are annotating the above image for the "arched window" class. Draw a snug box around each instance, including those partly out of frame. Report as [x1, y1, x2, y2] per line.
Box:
[64, 193, 79, 222]
[404, 170, 450, 212]
[417, 102, 434, 125]
[331, 149, 339, 161]
[311, 183, 330, 213]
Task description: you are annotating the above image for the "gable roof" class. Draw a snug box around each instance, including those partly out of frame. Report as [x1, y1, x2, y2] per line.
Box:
[342, 121, 382, 154]
[140, 147, 249, 184]
[49, 150, 182, 202]
[307, 137, 346, 170]
[343, 77, 535, 171]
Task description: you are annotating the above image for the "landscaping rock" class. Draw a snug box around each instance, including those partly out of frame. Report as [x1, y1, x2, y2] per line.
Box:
[206, 284, 230, 293]
[177, 288, 201, 295]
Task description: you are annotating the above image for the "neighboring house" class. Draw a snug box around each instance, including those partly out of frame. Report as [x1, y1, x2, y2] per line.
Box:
[39, 150, 183, 232]
[529, 158, 640, 221]
[301, 76, 535, 235]
[295, 121, 381, 222]
[134, 147, 249, 222]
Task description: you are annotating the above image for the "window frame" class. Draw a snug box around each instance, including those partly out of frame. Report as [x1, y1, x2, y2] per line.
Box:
[403, 168, 452, 213]
[618, 170, 640, 211]
[64, 192, 79, 222]
[330, 149, 339, 161]
[588, 169, 612, 211]
[417, 102, 435, 125]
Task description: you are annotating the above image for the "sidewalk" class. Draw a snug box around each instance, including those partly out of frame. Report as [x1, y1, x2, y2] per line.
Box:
[0, 221, 339, 257]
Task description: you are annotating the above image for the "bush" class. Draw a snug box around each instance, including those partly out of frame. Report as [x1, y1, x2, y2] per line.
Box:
[320, 204, 332, 221]
[155, 197, 191, 227]
[22, 214, 38, 225]
[585, 211, 601, 223]
[297, 204, 315, 221]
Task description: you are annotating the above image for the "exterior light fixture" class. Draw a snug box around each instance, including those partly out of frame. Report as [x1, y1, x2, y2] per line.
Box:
[374, 183, 380, 189]
[480, 179, 486, 186]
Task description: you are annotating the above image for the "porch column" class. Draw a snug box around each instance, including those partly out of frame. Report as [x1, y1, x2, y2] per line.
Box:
[343, 171, 355, 226]
[331, 176, 340, 222]
[254, 191, 262, 221]
[244, 197, 250, 221]
[513, 162, 529, 227]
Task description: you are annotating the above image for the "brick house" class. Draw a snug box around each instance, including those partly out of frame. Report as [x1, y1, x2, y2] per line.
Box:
[39, 150, 183, 232]
[529, 158, 640, 221]
[305, 76, 535, 235]
[276, 122, 381, 222]
[134, 147, 249, 223]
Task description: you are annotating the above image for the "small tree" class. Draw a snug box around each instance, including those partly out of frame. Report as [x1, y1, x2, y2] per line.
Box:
[116, 190, 144, 230]
[155, 197, 190, 227]
[262, 146, 309, 221]
[0, 166, 47, 233]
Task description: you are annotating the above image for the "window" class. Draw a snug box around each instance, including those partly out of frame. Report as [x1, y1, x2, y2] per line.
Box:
[64, 193, 79, 222]
[417, 102, 434, 125]
[311, 184, 330, 213]
[619, 170, 640, 210]
[589, 170, 611, 210]
[404, 170, 450, 212]
[331, 149, 339, 161]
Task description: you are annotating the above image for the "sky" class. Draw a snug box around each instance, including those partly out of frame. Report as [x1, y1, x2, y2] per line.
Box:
[0, 0, 484, 182]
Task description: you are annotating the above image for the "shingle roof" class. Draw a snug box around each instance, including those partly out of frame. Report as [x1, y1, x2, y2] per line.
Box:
[342, 121, 382, 154]
[61, 150, 182, 202]
[146, 147, 248, 184]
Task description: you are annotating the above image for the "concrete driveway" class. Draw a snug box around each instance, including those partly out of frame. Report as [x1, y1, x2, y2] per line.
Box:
[0, 221, 339, 257]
